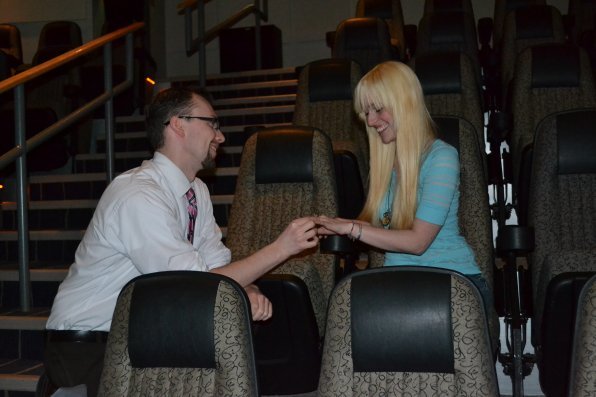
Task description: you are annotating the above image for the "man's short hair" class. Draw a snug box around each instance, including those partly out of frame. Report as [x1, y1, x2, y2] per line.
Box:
[146, 86, 214, 151]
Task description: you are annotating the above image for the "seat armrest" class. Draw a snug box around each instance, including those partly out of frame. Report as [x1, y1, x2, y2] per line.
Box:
[496, 225, 535, 257]
[320, 235, 358, 256]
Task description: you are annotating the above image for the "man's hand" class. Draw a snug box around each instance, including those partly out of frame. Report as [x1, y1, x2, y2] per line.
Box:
[275, 217, 319, 258]
[245, 284, 272, 321]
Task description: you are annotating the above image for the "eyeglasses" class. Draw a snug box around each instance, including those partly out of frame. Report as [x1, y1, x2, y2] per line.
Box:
[164, 115, 220, 131]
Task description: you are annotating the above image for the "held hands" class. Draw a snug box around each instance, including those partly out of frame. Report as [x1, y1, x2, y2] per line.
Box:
[274, 216, 368, 259]
[315, 215, 366, 240]
[275, 217, 319, 258]
[245, 284, 272, 321]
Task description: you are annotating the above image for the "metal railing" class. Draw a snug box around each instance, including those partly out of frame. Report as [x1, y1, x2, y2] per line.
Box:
[0, 22, 145, 312]
[177, 0, 269, 86]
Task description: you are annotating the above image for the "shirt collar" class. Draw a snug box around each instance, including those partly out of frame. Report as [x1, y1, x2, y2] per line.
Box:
[152, 151, 195, 198]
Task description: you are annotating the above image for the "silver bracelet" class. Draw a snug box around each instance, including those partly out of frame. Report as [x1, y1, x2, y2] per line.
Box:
[348, 221, 356, 240]
[354, 223, 363, 241]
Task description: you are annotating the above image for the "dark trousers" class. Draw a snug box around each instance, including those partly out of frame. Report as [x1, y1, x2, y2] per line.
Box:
[44, 332, 108, 397]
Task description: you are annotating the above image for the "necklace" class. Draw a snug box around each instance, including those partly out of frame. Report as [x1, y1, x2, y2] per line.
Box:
[381, 174, 393, 227]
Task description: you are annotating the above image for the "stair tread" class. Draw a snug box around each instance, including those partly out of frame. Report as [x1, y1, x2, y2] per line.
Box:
[0, 230, 86, 240]
[0, 358, 42, 392]
[0, 308, 49, 330]
[0, 358, 44, 374]
[0, 267, 69, 282]
[1, 194, 232, 209]
[201, 79, 298, 92]
[97, 122, 291, 138]
[2, 66, 283, 346]
[214, 93, 296, 107]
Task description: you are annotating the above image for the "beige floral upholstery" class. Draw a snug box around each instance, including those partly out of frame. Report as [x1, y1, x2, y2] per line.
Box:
[500, 5, 565, 105]
[98, 272, 258, 397]
[412, 52, 485, 156]
[528, 110, 596, 344]
[569, 274, 596, 397]
[318, 268, 499, 396]
[294, 59, 369, 189]
[509, 44, 596, 190]
[415, 12, 481, 87]
[226, 127, 338, 335]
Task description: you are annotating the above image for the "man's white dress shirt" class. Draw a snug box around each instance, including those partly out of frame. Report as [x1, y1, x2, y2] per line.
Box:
[46, 152, 230, 331]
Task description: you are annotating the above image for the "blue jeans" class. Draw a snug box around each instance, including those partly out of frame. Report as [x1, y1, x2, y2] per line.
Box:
[467, 274, 494, 318]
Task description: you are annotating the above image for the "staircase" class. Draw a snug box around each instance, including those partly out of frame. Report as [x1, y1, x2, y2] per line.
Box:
[0, 66, 298, 394]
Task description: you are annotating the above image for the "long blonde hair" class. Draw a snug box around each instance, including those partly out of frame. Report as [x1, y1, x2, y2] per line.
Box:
[354, 61, 436, 230]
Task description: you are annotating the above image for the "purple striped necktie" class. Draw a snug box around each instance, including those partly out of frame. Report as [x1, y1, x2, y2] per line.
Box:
[185, 188, 197, 244]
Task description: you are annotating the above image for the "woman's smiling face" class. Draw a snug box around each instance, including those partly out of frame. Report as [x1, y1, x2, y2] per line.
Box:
[365, 105, 396, 144]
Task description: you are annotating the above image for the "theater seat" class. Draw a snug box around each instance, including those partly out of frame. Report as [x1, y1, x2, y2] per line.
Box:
[508, 44, 596, 222]
[27, 21, 83, 119]
[569, 273, 596, 397]
[355, 0, 407, 60]
[0, 23, 23, 75]
[98, 271, 259, 396]
[333, 17, 397, 74]
[226, 126, 338, 394]
[293, 58, 367, 208]
[318, 267, 499, 396]
[527, 109, 596, 397]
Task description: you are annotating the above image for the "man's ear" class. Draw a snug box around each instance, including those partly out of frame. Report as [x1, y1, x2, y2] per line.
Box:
[167, 116, 186, 139]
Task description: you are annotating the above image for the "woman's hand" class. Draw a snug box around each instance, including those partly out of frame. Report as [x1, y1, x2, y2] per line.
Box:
[245, 284, 272, 321]
[315, 216, 359, 237]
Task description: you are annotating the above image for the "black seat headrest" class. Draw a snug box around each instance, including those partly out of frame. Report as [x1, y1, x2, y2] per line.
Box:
[416, 52, 462, 95]
[255, 127, 315, 184]
[531, 45, 580, 88]
[556, 110, 596, 175]
[128, 271, 221, 369]
[308, 59, 354, 102]
[351, 269, 454, 373]
[40, 22, 82, 48]
[429, 0, 466, 13]
[362, 0, 393, 19]
[429, 13, 467, 46]
[337, 17, 389, 50]
[516, 6, 554, 39]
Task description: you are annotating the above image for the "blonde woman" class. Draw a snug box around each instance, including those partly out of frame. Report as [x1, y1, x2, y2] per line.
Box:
[316, 61, 490, 304]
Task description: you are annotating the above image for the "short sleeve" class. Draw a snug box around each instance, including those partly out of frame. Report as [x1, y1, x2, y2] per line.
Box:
[416, 142, 460, 226]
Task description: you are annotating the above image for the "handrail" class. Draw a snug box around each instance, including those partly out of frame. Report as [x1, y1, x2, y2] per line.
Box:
[0, 22, 144, 312]
[0, 22, 144, 94]
[177, 0, 268, 86]
[0, 22, 144, 171]
[176, 0, 214, 13]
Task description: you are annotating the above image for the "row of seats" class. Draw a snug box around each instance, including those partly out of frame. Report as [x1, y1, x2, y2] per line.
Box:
[93, 114, 596, 395]
[0, 19, 141, 175]
[96, 267, 505, 395]
[266, 1, 596, 395]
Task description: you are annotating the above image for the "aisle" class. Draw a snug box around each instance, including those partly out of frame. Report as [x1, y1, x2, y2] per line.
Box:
[496, 319, 544, 396]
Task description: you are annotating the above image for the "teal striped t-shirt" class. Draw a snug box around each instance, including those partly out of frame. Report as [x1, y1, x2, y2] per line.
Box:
[382, 139, 480, 275]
